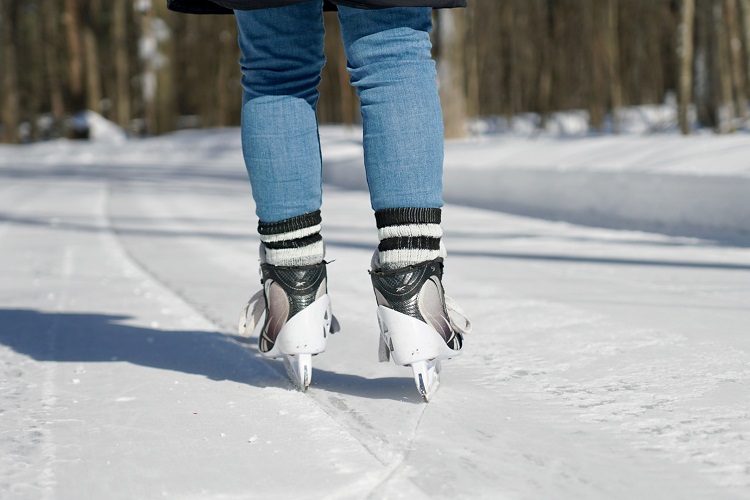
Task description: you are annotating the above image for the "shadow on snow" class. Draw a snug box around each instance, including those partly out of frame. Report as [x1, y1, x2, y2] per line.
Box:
[0, 308, 421, 403]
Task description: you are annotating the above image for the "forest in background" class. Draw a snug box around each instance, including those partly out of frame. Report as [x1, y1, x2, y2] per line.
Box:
[1, 0, 750, 143]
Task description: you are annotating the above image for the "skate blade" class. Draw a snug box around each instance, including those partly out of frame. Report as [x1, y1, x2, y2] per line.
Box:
[410, 360, 441, 402]
[283, 353, 312, 391]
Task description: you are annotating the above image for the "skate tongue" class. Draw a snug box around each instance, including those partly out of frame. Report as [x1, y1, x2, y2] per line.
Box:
[238, 289, 265, 336]
[446, 295, 472, 335]
[330, 315, 341, 334]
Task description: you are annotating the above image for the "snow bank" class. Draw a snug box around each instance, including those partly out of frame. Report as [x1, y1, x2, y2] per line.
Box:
[321, 127, 750, 245]
[68, 111, 128, 144]
[442, 134, 750, 243]
[1, 120, 748, 244]
[468, 103, 683, 137]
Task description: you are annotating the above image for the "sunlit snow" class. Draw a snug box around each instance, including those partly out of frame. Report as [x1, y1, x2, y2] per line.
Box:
[1, 123, 749, 498]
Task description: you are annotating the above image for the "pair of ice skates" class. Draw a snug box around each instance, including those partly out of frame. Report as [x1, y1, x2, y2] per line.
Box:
[237, 254, 471, 402]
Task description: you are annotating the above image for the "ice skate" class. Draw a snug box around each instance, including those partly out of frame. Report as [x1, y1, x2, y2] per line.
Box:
[238, 260, 338, 391]
[370, 256, 471, 402]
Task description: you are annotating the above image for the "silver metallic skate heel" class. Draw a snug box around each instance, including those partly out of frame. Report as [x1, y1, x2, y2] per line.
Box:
[238, 261, 339, 391]
[370, 258, 471, 401]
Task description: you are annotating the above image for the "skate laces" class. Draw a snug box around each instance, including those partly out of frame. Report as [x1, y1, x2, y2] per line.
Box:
[445, 295, 472, 336]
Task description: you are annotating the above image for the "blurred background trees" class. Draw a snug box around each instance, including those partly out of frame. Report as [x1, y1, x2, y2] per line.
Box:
[1, 0, 749, 143]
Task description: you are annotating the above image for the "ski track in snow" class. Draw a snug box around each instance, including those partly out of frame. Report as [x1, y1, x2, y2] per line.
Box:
[1, 130, 749, 499]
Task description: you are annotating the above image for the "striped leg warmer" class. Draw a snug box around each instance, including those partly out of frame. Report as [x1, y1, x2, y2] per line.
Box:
[375, 208, 447, 270]
[258, 211, 324, 267]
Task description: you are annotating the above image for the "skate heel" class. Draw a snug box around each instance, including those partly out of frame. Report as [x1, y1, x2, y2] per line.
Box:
[265, 294, 331, 359]
[263, 294, 330, 391]
[376, 305, 460, 367]
[370, 254, 471, 401]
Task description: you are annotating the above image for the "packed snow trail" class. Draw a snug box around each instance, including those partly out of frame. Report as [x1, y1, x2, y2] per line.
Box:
[1, 134, 749, 499]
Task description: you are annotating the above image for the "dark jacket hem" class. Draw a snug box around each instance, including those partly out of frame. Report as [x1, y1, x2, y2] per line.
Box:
[167, 0, 466, 15]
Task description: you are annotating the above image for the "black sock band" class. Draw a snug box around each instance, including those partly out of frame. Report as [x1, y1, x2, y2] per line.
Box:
[375, 207, 441, 229]
[374, 208, 444, 269]
[258, 210, 322, 236]
[258, 211, 324, 266]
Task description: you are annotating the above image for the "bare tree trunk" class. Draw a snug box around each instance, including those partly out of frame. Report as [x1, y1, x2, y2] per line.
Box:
[323, 15, 355, 126]
[137, 0, 157, 135]
[24, 4, 46, 137]
[337, 45, 355, 126]
[678, 0, 696, 134]
[42, 0, 65, 126]
[715, 0, 735, 132]
[695, 0, 718, 127]
[155, 2, 176, 134]
[156, 51, 176, 134]
[1, 0, 20, 143]
[506, 4, 522, 116]
[465, 6, 481, 119]
[725, 0, 747, 121]
[741, 0, 750, 98]
[436, 9, 468, 138]
[606, 0, 623, 133]
[83, 7, 102, 113]
[63, 0, 85, 112]
[590, 2, 606, 130]
[537, 0, 555, 121]
[113, 0, 131, 128]
[216, 29, 232, 127]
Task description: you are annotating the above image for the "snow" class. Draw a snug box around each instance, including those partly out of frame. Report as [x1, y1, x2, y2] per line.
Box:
[324, 121, 750, 245]
[67, 111, 128, 144]
[1, 124, 749, 498]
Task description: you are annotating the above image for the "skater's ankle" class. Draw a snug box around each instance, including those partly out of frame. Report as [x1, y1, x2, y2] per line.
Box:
[374, 207, 446, 270]
[259, 210, 325, 267]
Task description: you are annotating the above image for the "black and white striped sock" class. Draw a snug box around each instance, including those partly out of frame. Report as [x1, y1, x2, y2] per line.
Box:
[375, 207, 446, 270]
[258, 211, 324, 267]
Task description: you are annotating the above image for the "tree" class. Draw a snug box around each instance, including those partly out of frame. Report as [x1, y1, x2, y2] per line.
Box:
[42, 0, 65, 127]
[742, 0, 750, 98]
[83, 0, 103, 113]
[725, 0, 747, 121]
[678, 0, 696, 134]
[1, 0, 20, 143]
[716, 0, 736, 132]
[113, 0, 131, 128]
[435, 8, 468, 138]
[63, 0, 86, 112]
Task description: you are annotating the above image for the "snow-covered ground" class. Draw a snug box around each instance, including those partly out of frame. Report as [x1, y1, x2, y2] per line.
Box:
[1, 126, 749, 499]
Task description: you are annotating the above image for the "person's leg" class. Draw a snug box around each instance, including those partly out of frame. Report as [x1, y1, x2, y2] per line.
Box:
[236, 1, 325, 266]
[337, 6, 445, 270]
[235, 2, 335, 390]
[338, 7, 470, 400]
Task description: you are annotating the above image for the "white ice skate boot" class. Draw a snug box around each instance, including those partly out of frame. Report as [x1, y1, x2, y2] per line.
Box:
[370, 256, 471, 401]
[238, 261, 339, 391]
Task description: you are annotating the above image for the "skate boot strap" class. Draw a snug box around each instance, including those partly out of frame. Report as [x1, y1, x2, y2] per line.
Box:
[445, 295, 472, 336]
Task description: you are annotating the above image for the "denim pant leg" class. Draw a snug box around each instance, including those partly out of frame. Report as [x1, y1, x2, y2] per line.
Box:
[235, 2, 326, 223]
[338, 6, 444, 211]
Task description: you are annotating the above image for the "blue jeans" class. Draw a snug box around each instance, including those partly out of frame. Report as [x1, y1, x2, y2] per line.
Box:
[236, 1, 444, 223]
